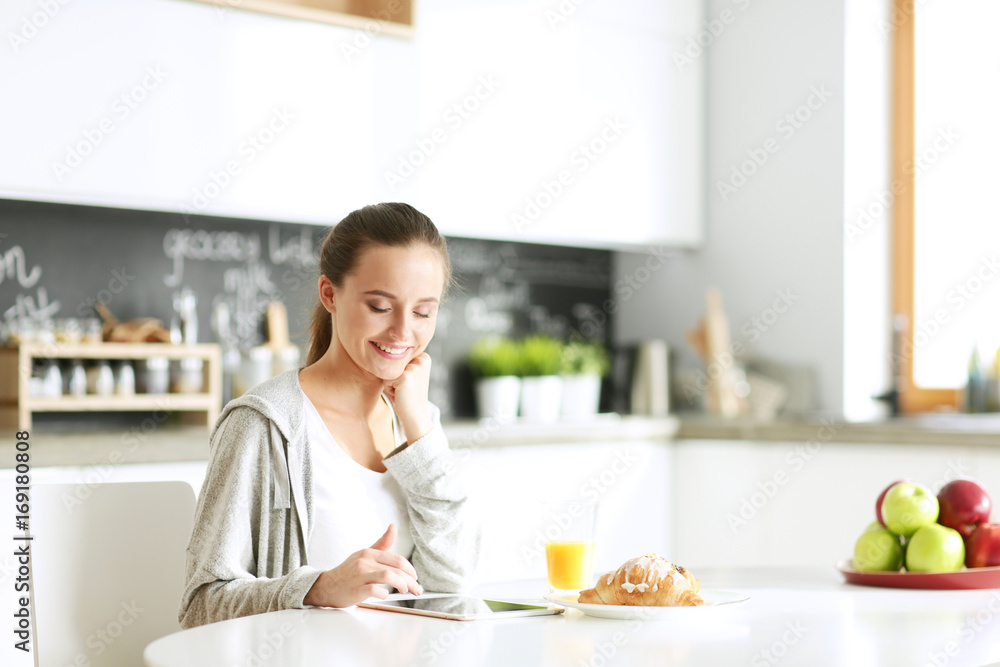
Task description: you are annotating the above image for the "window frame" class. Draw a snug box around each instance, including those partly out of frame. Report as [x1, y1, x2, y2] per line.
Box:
[892, 0, 960, 412]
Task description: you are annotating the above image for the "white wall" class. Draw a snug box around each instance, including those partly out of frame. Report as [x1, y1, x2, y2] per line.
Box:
[842, 0, 893, 421]
[614, 0, 894, 418]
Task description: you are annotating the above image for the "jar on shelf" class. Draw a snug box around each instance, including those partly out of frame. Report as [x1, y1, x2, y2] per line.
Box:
[28, 359, 46, 397]
[86, 360, 114, 396]
[32, 360, 62, 398]
[138, 357, 170, 394]
[54, 318, 83, 344]
[171, 358, 204, 394]
[115, 361, 136, 396]
[10, 318, 37, 345]
[66, 360, 86, 397]
[82, 318, 103, 344]
[36, 319, 55, 344]
[234, 346, 272, 398]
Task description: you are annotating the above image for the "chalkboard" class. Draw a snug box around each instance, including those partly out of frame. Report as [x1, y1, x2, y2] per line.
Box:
[0, 198, 612, 419]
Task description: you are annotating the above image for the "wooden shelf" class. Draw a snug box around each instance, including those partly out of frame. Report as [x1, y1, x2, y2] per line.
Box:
[0, 343, 223, 431]
[8, 342, 221, 360]
[184, 0, 414, 37]
[23, 394, 216, 412]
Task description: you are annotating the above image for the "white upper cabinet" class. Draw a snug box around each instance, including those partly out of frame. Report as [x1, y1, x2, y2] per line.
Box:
[0, 0, 376, 224]
[1, 0, 703, 248]
[404, 0, 705, 248]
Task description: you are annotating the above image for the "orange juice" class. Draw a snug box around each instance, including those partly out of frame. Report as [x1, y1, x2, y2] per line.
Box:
[545, 540, 595, 590]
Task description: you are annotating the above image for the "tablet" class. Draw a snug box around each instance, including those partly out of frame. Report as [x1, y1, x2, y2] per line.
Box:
[357, 594, 565, 621]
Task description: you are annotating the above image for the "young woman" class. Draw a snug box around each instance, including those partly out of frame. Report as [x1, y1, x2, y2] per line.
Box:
[179, 203, 482, 629]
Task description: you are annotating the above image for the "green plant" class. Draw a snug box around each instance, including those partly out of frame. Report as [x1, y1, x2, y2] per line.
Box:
[467, 336, 521, 377]
[560, 340, 611, 376]
[517, 335, 564, 376]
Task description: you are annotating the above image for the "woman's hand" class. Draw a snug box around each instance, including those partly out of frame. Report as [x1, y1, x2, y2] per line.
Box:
[383, 352, 433, 444]
[303, 524, 422, 608]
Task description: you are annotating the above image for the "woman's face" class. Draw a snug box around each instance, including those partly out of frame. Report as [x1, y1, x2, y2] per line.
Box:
[329, 243, 445, 381]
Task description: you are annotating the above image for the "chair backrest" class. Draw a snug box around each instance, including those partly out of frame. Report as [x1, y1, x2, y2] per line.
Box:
[30, 481, 195, 667]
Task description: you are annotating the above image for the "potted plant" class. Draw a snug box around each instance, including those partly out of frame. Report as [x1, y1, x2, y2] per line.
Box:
[467, 336, 521, 420]
[516, 335, 564, 422]
[559, 340, 610, 418]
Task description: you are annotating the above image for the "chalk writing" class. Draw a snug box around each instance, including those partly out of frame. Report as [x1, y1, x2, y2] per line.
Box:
[1, 239, 58, 322]
[0, 244, 42, 289]
[163, 228, 262, 287]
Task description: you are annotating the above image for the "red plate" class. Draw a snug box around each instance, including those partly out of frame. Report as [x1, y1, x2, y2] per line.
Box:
[837, 559, 1000, 590]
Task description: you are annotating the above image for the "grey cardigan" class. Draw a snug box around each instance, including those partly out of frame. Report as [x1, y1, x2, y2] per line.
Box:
[178, 369, 482, 629]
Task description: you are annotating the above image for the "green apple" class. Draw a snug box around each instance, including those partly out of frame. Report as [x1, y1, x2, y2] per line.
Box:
[853, 522, 904, 571]
[881, 482, 939, 537]
[906, 524, 965, 572]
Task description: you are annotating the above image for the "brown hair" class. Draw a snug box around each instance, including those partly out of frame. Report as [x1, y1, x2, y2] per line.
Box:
[305, 203, 453, 366]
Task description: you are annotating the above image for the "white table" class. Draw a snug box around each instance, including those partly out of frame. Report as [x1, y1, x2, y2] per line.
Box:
[145, 568, 1000, 666]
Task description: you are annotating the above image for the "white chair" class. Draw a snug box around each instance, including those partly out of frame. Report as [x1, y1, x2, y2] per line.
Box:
[30, 482, 195, 667]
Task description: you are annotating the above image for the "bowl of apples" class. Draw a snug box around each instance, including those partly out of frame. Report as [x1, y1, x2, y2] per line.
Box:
[838, 478, 1000, 589]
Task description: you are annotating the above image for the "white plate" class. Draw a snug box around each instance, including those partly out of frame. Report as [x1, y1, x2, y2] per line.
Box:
[543, 590, 750, 620]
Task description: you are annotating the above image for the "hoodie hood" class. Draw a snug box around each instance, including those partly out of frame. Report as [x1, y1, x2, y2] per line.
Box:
[211, 369, 306, 511]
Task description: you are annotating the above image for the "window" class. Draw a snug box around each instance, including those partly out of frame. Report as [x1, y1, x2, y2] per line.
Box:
[893, 0, 1000, 412]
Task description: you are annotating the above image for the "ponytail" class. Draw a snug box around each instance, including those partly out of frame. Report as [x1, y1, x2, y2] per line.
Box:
[306, 301, 333, 367]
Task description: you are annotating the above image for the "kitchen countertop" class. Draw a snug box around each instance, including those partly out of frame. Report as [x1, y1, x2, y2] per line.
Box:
[676, 412, 1000, 447]
[6, 411, 999, 470]
[0, 414, 680, 468]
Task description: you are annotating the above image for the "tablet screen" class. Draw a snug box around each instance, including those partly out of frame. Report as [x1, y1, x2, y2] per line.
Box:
[359, 595, 562, 620]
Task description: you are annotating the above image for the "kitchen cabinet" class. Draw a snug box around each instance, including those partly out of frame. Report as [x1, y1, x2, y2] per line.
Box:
[407, 0, 705, 248]
[671, 438, 1000, 568]
[185, 0, 414, 36]
[0, 0, 703, 248]
[452, 439, 673, 583]
[0, 0, 378, 225]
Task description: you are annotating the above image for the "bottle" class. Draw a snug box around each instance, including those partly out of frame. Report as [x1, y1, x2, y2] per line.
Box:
[140, 356, 170, 394]
[116, 361, 136, 396]
[173, 287, 198, 344]
[67, 360, 86, 396]
[87, 360, 115, 396]
[966, 346, 986, 413]
[43, 361, 62, 398]
[171, 358, 204, 394]
[988, 347, 1000, 412]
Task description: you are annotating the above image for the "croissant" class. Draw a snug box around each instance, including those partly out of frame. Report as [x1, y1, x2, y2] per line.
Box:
[578, 554, 703, 606]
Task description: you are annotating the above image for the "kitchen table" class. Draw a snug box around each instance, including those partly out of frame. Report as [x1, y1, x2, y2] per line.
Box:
[145, 568, 1000, 666]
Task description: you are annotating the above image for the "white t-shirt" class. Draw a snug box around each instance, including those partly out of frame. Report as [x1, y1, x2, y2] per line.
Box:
[303, 393, 415, 570]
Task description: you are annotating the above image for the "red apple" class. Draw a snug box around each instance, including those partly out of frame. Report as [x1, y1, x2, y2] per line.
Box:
[876, 480, 909, 527]
[937, 479, 992, 538]
[965, 522, 1000, 568]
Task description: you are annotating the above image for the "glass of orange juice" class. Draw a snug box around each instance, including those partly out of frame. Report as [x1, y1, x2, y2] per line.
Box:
[542, 500, 597, 595]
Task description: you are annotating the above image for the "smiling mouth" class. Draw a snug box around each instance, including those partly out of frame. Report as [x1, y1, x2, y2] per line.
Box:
[371, 341, 409, 357]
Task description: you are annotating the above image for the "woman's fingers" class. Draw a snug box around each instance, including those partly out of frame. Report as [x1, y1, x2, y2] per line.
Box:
[364, 547, 419, 581]
[307, 553, 422, 607]
[370, 523, 396, 551]
[364, 584, 390, 600]
[366, 568, 422, 597]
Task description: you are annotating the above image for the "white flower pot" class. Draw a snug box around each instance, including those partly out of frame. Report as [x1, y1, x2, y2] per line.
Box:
[560, 374, 602, 418]
[475, 376, 521, 420]
[519, 375, 563, 422]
